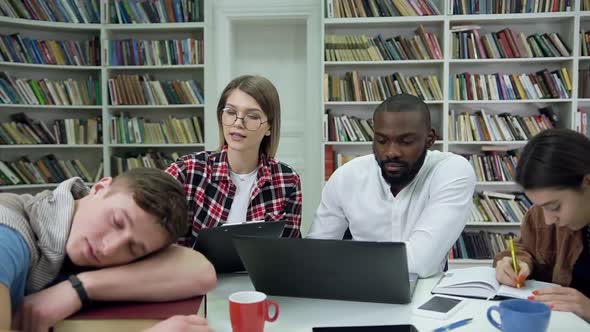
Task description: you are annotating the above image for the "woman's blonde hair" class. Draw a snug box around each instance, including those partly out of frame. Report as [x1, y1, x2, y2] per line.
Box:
[216, 75, 281, 158]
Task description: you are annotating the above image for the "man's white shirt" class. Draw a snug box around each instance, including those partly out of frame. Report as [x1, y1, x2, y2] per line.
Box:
[307, 150, 476, 277]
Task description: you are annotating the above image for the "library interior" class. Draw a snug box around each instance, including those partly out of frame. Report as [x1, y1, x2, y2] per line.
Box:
[0, 0, 589, 331]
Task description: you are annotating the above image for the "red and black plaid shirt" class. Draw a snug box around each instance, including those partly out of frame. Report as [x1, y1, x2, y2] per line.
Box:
[165, 147, 302, 245]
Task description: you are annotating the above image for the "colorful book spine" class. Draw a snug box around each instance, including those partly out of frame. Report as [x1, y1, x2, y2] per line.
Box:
[0, 34, 100, 66]
[0, 0, 100, 23]
[323, 111, 374, 142]
[325, 26, 442, 61]
[110, 114, 203, 144]
[450, 108, 556, 142]
[326, 0, 441, 17]
[451, 68, 571, 101]
[108, 74, 204, 105]
[0, 155, 96, 185]
[110, 0, 203, 23]
[450, 230, 517, 260]
[0, 73, 100, 105]
[109, 38, 204, 66]
[325, 71, 443, 101]
[452, 27, 570, 59]
[0, 113, 102, 145]
[112, 151, 181, 175]
[465, 151, 519, 182]
[452, 0, 570, 14]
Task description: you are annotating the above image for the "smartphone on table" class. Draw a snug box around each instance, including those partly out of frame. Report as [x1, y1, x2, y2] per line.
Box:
[412, 295, 465, 320]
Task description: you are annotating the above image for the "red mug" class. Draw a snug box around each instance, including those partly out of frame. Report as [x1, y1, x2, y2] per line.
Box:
[229, 291, 279, 332]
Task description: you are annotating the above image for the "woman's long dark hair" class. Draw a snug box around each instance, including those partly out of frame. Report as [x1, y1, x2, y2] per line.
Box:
[516, 128, 590, 190]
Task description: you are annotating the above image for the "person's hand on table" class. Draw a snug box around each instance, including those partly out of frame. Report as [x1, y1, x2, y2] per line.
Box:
[529, 287, 590, 321]
[12, 280, 81, 332]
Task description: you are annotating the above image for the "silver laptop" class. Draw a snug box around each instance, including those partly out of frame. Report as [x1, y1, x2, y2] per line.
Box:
[233, 236, 418, 304]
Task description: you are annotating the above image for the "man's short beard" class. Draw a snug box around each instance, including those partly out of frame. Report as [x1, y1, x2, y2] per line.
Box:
[376, 147, 428, 187]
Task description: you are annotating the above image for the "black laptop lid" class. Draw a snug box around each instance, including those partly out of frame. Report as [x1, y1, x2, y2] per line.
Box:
[233, 236, 412, 304]
[195, 221, 286, 273]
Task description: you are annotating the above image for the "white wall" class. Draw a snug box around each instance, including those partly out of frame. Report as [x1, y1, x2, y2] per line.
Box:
[231, 19, 307, 170]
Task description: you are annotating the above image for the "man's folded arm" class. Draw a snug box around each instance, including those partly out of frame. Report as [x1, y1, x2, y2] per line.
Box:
[405, 159, 476, 277]
[78, 244, 216, 302]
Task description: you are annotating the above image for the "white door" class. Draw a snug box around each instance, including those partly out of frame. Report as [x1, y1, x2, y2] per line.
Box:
[210, 1, 322, 234]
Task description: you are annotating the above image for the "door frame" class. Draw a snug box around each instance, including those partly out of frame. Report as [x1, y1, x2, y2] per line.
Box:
[209, 1, 322, 233]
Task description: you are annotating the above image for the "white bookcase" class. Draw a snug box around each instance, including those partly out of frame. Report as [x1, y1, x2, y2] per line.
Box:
[322, 1, 586, 268]
[0, 0, 209, 192]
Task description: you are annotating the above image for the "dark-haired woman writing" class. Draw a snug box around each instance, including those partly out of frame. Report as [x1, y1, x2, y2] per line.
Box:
[493, 128, 590, 321]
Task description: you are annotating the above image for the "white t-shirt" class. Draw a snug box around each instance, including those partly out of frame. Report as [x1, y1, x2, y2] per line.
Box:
[226, 169, 258, 225]
[307, 150, 476, 277]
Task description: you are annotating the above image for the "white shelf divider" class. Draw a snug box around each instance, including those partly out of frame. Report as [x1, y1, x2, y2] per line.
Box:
[0, 62, 101, 70]
[466, 222, 521, 226]
[0, 16, 101, 30]
[108, 104, 205, 109]
[107, 65, 205, 70]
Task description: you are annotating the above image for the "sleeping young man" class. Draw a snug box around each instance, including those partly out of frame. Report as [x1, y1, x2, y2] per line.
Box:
[0, 168, 216, 331]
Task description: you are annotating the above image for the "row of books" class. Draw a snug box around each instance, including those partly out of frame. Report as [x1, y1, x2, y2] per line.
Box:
[110, 0, 203, 23]
[449, 230, 516, 260]
[0, 155, 98, 186]
[466, 150, 519, 182]
[112, 151, 180, 174]
[575, 109, 589, 138]
[325, 27, 442, 62]
[108, 38, 204, 66]
[449, 109, 556, 141]
[110, 115, 203, 144]
[323, 112, 375, 142]
[0, 34, 100, 66]
[0, 0, 100, 23]
[581, 31, 590, 57]
[452, 0, 571, 14]
[324, 146, 362, 180]
[0, 113, 101, 145]
[579, 66, 590, 98]
[107, 75, 204, 105]
[325, 0, 441, 17]
[0, 73, 100, 105]
[451, 69, 572, 101]
[324, 71, 443, 102]
[471, 191, 533, 223]
[583, 0, 590, 10]
[451, 26, 570, 59]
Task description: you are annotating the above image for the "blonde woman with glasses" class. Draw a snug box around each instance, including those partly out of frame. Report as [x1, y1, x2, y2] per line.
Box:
[166, 75, 302, 246]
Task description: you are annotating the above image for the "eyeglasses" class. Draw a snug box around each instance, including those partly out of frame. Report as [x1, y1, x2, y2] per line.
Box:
[221, 107, 268, 131]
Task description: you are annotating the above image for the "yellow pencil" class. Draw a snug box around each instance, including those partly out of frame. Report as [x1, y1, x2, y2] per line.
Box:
[509, 238, 521, 288]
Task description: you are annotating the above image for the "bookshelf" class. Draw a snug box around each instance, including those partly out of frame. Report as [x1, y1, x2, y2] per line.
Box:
[322, 0, 583, 268]
[0, 0, 208, 190]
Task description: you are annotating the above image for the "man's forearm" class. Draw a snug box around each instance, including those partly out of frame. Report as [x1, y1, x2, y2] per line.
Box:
[78, 245, 216, 302]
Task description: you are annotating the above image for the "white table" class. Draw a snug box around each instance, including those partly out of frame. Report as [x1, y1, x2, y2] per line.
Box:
[207, 274, 590, 332]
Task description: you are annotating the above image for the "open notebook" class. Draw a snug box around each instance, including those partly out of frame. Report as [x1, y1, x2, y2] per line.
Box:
[432, 266, 558, 300]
